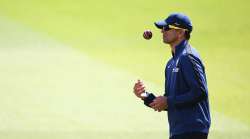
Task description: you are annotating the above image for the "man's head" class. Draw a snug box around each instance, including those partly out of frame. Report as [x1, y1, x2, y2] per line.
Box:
[154, 13, 192, 44]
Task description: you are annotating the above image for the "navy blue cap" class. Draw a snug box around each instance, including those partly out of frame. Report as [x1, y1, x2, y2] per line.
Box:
[154, 13, 193, 32]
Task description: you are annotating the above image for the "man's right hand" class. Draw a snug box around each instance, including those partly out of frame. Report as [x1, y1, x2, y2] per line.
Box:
[133, 80, 146, 99]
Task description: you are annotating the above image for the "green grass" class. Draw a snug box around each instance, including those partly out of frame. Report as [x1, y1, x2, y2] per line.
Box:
[0, 0, 250, 137]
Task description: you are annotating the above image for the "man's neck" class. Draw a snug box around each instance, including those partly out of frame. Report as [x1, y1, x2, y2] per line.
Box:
[170, 38, 186, 54]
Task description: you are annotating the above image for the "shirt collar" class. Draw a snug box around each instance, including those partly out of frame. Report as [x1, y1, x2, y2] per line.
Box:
[172, 40, 188, 59]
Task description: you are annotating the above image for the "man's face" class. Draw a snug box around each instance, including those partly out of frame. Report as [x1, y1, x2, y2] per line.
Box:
[161, 27, 178, 44]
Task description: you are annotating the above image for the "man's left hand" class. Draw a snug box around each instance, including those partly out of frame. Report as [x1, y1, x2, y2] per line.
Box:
[149, 96, 168, 112]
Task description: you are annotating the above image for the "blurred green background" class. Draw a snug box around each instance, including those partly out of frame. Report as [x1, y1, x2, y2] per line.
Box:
[0, 0, 249, 139]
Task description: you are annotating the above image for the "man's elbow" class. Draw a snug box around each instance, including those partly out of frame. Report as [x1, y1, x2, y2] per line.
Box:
[196, 86, 208, 101]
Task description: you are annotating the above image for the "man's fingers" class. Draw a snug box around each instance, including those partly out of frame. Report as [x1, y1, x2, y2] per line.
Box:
[150, 101, 162, 111]
[135, 80, 144, 86]
[136, 87, 145, 93]
[157, 109, 162, 112]
[134, 86, 145, 93]
[133, 84, 142, 90]
[133, 80, 146, 99]
[134, 85, 143, 92]
[135, 90, 145, 97]
[148, 97, 167, 112]
[149, 102, 154, 107]
[153, 106, 159, 111]
[135, 83, 144, 88]
[133, 86, 145, 98]
[149, 101, 156, 107]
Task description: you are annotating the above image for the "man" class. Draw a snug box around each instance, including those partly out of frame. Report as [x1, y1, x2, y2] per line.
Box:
[133, 13, 211, 139]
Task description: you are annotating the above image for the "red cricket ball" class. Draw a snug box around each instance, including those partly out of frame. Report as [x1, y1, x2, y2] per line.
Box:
[143, 30, 152, 40]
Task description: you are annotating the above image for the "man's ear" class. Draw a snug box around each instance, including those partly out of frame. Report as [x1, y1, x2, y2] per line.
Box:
[177, 30, 185, 38]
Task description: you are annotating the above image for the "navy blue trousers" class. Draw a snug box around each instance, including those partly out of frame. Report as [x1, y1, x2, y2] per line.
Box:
[170, 132, 208, 139]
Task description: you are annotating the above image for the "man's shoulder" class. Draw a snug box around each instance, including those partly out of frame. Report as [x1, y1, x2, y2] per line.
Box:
[182, 45, 201, 59]
[179, 47, 205, 70]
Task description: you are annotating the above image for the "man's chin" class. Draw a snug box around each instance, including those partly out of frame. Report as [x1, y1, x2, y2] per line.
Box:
[163, 39, 169, 44]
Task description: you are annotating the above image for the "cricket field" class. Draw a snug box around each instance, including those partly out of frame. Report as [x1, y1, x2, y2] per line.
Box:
[0, 0, 249, 138]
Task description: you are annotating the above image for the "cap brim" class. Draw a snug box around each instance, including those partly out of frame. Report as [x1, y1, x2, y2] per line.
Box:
[154, 20, 168, 29]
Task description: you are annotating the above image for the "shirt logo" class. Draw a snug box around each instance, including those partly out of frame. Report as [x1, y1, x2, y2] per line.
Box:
[172, 68, 179, 72]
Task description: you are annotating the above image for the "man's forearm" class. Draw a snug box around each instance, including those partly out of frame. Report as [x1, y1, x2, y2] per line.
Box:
[167, 87, 207, 109]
